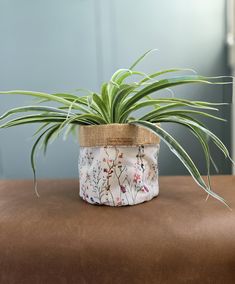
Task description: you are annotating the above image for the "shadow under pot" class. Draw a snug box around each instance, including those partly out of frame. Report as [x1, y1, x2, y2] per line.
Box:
[78, 123, 160, 206]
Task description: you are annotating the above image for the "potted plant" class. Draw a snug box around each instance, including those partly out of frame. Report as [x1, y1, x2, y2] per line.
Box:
[0, 50, 233, 207]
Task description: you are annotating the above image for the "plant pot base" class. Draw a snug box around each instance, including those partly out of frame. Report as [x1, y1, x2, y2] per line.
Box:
[80, 193, 159, 207]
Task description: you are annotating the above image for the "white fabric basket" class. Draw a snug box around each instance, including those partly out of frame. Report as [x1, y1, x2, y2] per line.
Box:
[79, 144, 160, 206]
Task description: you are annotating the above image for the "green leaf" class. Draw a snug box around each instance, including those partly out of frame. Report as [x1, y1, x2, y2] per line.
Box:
[0, 115, 67, 128]
[141, 108, 226, 122]
[92, 93, 110, 123]
[139, 68, 197, 83]
[63, 124, 77, 141]
[155, 116, 213, 191]
[30, 126, 56, 197]
[42, 124, 61, 155]
[101, 82, 110, 109]
[0, 106, 71, 121]
[114, 70, 151, 85]
[121, 75, 215, 112]
[129, 49, 158, 70]
[33, 122, 51, 136]
[0, 90, 89, 112]
[111, 84, 137, 122]
[155, 116, 232, 164]
[130, 120, 230, 208]
[120, 98, 219, 123]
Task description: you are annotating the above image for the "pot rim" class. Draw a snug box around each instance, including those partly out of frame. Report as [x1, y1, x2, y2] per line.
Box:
[79, 123, 160, 147]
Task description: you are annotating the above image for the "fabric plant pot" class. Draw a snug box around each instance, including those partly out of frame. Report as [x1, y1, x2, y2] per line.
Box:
[78, 124, 160, 206]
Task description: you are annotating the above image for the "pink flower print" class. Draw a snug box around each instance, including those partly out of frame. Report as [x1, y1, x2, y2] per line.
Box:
[120, 185, 126, 193]
[106, 169, 113, 178]
[133, 173, 141, 183]
[116, 197, 122, 206]
[141, 185, 149, 192]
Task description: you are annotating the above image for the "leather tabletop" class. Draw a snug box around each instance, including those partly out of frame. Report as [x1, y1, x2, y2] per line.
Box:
[0, 176, 235, 284]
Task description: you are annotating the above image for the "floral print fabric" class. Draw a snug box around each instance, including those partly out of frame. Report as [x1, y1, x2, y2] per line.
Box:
[79, 144, 160, 206]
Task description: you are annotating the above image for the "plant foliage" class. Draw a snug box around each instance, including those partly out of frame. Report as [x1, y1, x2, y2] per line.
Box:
[0, 50, 233, 207]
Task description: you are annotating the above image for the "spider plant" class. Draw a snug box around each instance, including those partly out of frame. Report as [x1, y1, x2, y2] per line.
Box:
[0, 49, 233, 207]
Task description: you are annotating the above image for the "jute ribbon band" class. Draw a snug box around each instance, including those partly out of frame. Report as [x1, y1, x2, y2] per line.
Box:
[79, 123, 160, 147]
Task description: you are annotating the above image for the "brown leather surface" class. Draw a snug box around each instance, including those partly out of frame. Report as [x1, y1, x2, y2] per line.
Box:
[0, 176, 235, 284]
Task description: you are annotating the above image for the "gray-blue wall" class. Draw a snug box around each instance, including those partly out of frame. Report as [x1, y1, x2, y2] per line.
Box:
[0, 0, 231, 179]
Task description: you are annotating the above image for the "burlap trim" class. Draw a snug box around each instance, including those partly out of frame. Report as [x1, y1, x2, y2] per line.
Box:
[79, 123, 160, 147]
